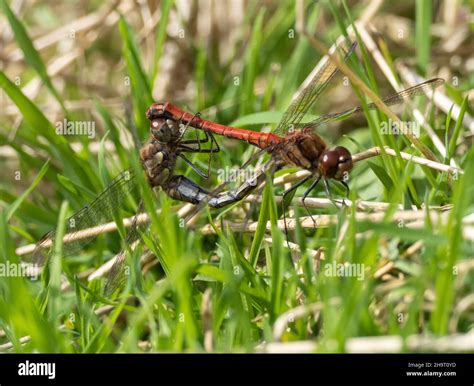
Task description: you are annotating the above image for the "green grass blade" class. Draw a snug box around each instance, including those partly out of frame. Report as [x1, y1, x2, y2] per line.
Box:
[151, 0, 173, 86]
[6, 160, 49, 221]
[0, 70, 56, 140]
[447, 96, 468, 161]
[0, 70, 92, 186]
[118, 15, 153, 136]
[0, 0, 67, 113]
[239, 9, 265, 115]
[48, 201, 69, 323]
[431, 146, 474, 334]
[415, 0, 432, 75]
[248, 183, 271, 267]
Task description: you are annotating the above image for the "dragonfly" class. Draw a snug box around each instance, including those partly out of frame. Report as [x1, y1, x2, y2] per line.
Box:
[31, 109, 265, 293]
[146, 41, 444, 229]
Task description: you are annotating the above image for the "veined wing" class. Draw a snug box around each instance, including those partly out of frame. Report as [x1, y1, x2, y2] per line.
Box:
[273, 39, 357, 136]
[32, 168, 137, 264]
[304, 78, 445, 131]
[104, 201, 146, 295]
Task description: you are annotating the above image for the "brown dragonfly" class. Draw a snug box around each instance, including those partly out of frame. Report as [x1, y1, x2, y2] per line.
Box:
[146, 40, 444, 230]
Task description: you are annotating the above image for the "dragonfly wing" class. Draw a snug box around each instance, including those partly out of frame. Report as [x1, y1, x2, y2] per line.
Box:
[104, 201, 146, 295]
[31, 169, 137, 264]
[304, 78, 445, 132]
[303, 110, 355, 132]
[273, 39, 356, 135]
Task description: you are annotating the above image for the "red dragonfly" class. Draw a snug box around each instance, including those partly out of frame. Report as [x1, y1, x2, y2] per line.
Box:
[147, 41, 444, 225]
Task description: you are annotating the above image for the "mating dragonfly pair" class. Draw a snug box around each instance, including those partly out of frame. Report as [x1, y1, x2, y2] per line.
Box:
[32, 40, 444, 293]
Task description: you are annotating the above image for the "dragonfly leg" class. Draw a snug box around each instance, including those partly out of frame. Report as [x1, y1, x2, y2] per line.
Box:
[178, 131, 220, 153]
[282, 175, 312, 240]
[179, 133, 209, 145]
[322, 178, 339, 208]
[203, 132, 219, 179]
[178, 131, 220, 179]
[340, 180, 350, 206]
[178, 153, 209, 179]
[301, 176, 322, 228]
[177, 111, 201, 141]
[207, 130, 220, 153]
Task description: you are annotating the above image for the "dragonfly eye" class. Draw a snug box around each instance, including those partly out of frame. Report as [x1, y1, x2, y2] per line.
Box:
[320, 146, 353, 180]
[333, 146, 353, 180]
[146, 103, 165, 120]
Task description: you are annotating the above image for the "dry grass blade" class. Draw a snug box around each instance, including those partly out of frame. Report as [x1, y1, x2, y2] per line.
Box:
[200, 209, 454, 235]
[261, 331, 474, 353]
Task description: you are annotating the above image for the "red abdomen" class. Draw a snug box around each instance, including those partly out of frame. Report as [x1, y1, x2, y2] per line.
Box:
[156, 102, 283, 149]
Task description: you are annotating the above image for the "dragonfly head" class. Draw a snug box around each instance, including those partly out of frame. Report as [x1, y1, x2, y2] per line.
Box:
[150, 118, 181, 143]
[147, 102, 182, 143]
[320, 146, 353, 181]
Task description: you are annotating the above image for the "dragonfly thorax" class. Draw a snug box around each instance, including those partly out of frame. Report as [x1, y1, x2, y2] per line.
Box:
[276, 132, 328, 172]
[140, 139, 177, 188]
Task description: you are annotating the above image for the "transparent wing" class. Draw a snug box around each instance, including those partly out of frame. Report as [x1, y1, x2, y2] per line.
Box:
[104, 201, 146, 295]
[32, 169, 137, 264]
[304, 78, 445, 131]
[273, 39, 357, 135]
